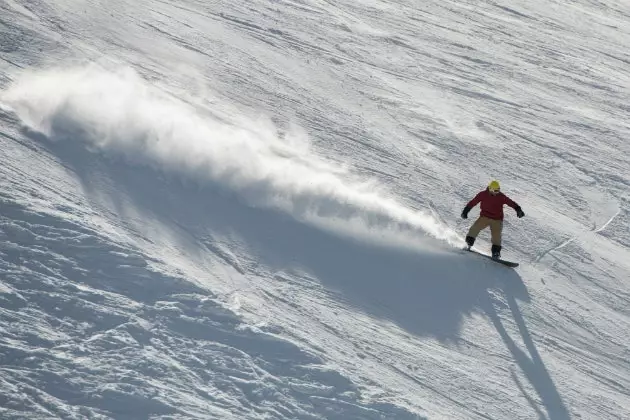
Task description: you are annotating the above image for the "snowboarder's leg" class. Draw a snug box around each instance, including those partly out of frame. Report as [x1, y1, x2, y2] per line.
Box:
[489, 220, 503, 259]
[466, 217, 490, 248]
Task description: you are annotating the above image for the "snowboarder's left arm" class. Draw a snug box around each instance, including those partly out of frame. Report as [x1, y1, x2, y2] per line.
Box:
[503, 195, 525, 218]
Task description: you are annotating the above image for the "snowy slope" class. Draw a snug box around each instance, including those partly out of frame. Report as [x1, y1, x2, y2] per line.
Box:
[1, 0, 630, 419]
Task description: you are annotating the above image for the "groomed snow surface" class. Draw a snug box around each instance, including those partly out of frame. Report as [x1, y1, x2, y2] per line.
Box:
[1, 0, 629, 418]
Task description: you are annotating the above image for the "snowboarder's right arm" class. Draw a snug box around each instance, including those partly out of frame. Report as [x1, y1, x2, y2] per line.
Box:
[461, 191, 484, 219]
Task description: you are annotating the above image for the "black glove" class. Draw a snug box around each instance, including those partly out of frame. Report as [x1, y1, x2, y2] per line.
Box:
[515, 206, 525, 218]
[461, 206, 471, 219]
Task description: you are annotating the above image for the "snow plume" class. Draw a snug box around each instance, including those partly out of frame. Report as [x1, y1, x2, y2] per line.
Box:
[1, 65, 462, 248]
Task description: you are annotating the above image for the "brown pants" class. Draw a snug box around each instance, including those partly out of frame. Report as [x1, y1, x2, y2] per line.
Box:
[467, 217, 503, 245]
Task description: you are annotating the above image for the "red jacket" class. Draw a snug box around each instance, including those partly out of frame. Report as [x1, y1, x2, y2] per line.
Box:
[466, 189, 519, 220]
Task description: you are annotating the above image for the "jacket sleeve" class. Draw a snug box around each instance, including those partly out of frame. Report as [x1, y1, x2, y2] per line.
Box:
[502, 194, 519, 210]
[466, 191, 484, 209]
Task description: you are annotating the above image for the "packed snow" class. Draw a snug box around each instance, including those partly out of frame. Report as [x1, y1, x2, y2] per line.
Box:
[0, 0, 629, 419]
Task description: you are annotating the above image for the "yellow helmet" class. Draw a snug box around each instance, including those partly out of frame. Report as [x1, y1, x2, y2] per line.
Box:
[488, 180, 500, 192]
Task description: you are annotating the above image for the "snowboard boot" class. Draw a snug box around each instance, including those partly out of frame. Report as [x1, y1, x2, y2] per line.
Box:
[465, 236, 475, 250]
[491, 244, 502, 260]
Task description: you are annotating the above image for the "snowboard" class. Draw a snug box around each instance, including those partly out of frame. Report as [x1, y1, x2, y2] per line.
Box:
[464, 248, 519, 268]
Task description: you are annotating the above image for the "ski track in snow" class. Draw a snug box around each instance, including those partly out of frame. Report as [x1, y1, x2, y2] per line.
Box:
[1, 0, 630, 419]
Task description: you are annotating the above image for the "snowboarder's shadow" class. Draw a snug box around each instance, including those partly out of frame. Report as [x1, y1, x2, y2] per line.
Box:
[484, 291, 571, 420]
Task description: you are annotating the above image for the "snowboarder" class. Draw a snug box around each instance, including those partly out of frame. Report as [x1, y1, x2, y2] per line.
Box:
[461, 180, 524, 259]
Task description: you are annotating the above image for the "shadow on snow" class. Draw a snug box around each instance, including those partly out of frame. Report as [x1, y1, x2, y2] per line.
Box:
[29, 127, 571, 420]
